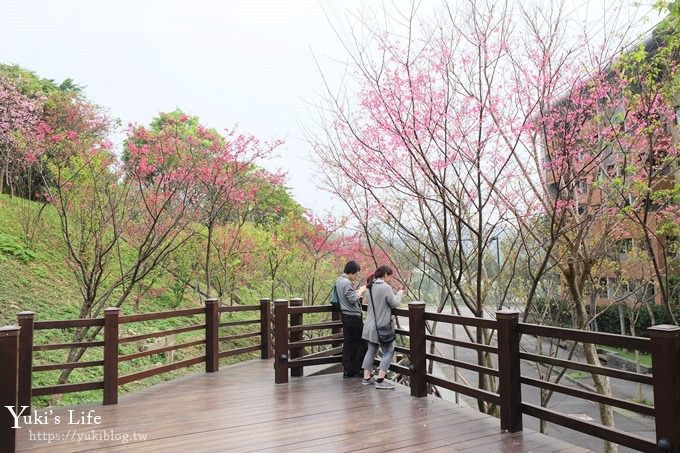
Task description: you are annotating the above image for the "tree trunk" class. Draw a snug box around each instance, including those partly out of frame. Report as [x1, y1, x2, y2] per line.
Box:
[577, 304, 618, 453]
[618, 304, 626, 335]
[205, 220, 213, 299]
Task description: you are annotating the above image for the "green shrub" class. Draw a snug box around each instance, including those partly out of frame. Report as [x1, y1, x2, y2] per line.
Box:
[595, 304, 680, 336]
[0, 232, 37, 261]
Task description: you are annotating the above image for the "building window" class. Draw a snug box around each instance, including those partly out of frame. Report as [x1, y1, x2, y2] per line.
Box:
[597, 278, 609, 298]
[578, 179, 588, 193]
[617, 238, 634, 254]
[643, 283, 655, 304]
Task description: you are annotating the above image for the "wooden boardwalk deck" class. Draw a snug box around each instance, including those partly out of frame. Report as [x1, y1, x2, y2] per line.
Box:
[15, 360, 591, 452]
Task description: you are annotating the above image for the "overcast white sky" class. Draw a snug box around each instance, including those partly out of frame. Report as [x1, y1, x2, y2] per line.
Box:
[0, 0, 370, 213]
[0, 0, 664, 215]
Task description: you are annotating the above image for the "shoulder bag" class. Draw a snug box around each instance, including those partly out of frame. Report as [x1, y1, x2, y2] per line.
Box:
[368, 286, 396, 345]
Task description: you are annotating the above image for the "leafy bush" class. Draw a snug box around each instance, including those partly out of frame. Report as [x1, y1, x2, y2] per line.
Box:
[529, 297, 573, 326]
[595, 304, 680, 337]
[0, 232, 37, 261]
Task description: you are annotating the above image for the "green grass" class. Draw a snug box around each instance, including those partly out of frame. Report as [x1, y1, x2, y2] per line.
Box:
[599, 345, 652, 368]
[567, 371, 591, 380]
[0, 194, 263, 408]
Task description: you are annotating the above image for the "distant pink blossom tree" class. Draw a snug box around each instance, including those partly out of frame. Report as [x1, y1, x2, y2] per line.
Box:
[0, 77, 42, 197]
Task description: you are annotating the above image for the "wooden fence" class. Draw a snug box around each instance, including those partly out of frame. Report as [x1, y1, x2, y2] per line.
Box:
[0, 298, 271, 452]
[3, 297, 679, 452]
[273, 300, 680, 453]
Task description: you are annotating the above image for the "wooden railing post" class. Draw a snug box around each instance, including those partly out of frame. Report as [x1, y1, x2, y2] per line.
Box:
[274, 299, 289, 384]
[17, 311, 34, 412]
[0, 326, 19, 453]
[289, 298, 304, 377]
[103, 307, 119, 405]
[648, 324, 680, 452]
[205, 298, 219, 373]
[408, 302, 427, 397]
[497, 309, 522, 433]
[260, 298, 272, 359]
[331, 309, 342, 349]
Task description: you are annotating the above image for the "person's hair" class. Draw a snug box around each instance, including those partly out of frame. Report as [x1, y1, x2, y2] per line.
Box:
[343, 260, 360, 275]
[366, 265, 393, 289]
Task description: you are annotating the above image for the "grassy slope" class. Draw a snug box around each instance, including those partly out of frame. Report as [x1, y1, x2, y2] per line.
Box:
[0, 194, 260, 407]
[0, 194, 82, 324]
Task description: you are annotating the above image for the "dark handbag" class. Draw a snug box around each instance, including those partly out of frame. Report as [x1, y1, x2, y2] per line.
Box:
[368, 287, 395, 345]
[376, 323, 396, 344]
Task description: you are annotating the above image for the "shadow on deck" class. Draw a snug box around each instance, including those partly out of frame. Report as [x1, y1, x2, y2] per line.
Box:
[16, 360, 589, 452]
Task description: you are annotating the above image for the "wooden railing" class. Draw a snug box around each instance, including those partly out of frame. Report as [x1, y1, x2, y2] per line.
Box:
[273, 300, 680, 453]
[0, 298, 271, 451]
[3, 297, 679, 452]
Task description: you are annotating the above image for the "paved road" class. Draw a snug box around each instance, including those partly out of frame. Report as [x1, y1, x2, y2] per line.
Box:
[401, 309, 655, 452]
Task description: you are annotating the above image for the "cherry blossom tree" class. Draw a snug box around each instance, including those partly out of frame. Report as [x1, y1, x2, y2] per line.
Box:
[312, 1, 665, 449]
[0, 76, 41, 197]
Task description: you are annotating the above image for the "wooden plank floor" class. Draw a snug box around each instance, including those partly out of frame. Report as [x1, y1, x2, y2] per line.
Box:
[16, 360, 591, 452]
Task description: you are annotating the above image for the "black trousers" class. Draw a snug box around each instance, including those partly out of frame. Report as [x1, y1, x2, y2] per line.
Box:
[341, 313, 367, 375]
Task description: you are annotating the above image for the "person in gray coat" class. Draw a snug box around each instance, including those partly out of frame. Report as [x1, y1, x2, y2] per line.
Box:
[361, 265, 404, 389]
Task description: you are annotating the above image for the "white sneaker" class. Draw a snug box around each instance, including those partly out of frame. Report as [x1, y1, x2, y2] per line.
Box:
[375, 380, 395, 389]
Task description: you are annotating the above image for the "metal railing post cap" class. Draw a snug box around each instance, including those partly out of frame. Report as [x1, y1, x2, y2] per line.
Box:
[104, 307, 120, 313]
[408, 301, 426, 308]
[17, 311, 35, 318]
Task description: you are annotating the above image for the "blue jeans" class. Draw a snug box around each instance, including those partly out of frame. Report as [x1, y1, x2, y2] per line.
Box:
[361, 340, 394, 372]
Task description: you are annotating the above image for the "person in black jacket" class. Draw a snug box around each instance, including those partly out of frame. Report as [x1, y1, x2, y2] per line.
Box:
[335, 260, 367, 378]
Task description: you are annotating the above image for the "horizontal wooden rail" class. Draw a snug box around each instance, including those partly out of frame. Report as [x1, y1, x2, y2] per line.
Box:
[522, 376, 655, 416]
[118, 324, 205, 344]
[289, 335, 343, 348]
[118, 339, 205, 362]
[388, 363, 411, 376]
[217, 344, 261, 359]
[218, 331, 261, 342]
[286, 355, 342, 368]
[219, 319, 260, 328]
[33, 360, 104, 372]
[118, 356, 206, 385]
[118, 307, 204, 324]
[34, 318, 105, 329]
[522, 403, 654, 452]
[425, 333, 498, 354]
[426, 353, 500, 377]
[393, 345, 409, 355]
[519, 324, 651, 352]
[425, 312, 497, 329]
[393, 307, 408, 317]
[219, 304, 261, 312]
[427, 374, 500, 405]
[519, 351, 653, 385]
[32, 380, 104, 397]
[34, 340, 104, 351]
[288, 320, 341, 332]
[288, 305, 335, 314]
